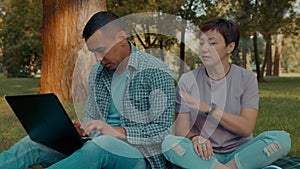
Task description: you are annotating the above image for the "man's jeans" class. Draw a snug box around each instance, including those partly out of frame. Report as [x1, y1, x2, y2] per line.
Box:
[162, 130, 291, 169]
[0, 135, 149, 169]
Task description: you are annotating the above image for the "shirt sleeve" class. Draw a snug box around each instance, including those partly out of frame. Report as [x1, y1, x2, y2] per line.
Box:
[175, 72, 194, 113]
[241, 71, 259, 110]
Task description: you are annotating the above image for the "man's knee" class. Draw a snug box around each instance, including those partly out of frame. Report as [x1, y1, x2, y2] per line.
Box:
[93, 135, 123, 150]
[92, 135, 143, 158]
[19, 136, 34, 144]
[93, 135, 115, 142]
[13, 136, 43, 150]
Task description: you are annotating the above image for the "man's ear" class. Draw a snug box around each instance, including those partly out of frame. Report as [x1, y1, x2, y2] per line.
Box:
[226, 42, 236, 54]
[116, 30, 127, 44]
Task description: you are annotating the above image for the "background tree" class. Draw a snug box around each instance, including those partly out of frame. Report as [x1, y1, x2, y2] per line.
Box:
[210, 0, 299, 81]
[276, 6, 300, 74]
[281, 31, 300, 73]
[0, 0, 42, 77]
[40, 0, 106, 102]
[108, 0, 162, 52]
[108, 0, 215, 78]
[176, 0, 206, 77]
[229, 0, 255, 68]
[1, 0, 299, 93]
[107, 0, 184, 53]
[258, 0, 297, 77]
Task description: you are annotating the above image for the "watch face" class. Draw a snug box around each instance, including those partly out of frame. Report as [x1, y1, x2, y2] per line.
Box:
[209, 103, 216, 114]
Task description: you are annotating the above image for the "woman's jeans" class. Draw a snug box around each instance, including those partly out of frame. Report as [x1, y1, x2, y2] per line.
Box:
[0, 135, 149, 169]
[162, 130, 291, 169]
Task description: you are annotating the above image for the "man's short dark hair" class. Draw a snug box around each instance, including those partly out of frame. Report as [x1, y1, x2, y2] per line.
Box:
[200, 18, 240, 52]
[82, 11, 125, 41]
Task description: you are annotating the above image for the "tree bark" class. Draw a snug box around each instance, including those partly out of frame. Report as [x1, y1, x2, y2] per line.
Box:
[241, 37, 248, 69]
[40, 0, 106, 103]
[273, 33, 283, 76]
[265, 33, 272, 76]
[253, 32, 263, 82]
[178, 19, 186, 79]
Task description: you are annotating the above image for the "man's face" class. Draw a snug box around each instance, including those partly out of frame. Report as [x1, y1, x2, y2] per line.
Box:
[86, 29, 125, 70]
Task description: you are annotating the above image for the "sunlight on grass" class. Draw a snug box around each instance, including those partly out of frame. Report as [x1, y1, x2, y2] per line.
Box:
[0, 77, 40, 96]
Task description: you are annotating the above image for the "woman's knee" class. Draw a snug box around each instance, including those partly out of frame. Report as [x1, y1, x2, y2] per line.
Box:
[162, 135, 218, 169]
[259, 130, 291, 156]
[272, 131, 291, 155]
[162, 135, 196, 160]
[162, 135, 188, 154]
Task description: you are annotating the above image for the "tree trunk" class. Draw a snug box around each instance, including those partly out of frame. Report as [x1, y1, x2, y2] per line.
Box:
[241, 37, 248, 69]
[40, 0, 106, 103]
[159, 38, 164, 61]
[273, 33, 283, 76]
[253, 32, 263, 82]
[265, 33, 272, 76]
[132, 23, 156, 53]
[145, 23, 151, 53]
[178, 19, 186, 79]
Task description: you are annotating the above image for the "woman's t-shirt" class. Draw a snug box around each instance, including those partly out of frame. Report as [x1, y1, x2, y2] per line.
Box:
[176, 64, 259, 153]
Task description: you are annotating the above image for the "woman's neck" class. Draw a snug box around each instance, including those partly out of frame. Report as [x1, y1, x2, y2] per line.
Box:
[206, 63, 231, 81]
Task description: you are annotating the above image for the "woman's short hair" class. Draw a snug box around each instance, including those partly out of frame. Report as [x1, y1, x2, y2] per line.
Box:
[200, 18, 240, 52]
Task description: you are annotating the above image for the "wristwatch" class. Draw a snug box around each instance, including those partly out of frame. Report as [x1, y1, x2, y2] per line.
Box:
[207, 102, 217, 114]
[189, 134, 199, 140]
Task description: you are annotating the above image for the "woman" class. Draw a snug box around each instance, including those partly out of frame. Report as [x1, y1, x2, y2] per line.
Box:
[162, 18, 291, 169]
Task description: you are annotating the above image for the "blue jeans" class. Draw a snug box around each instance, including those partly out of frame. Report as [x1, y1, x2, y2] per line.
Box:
[162, 130, 291, 169]
[0, 135, 149, 169]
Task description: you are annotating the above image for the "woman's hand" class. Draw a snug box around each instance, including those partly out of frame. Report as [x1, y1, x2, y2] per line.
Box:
[180, 92, 210, 113]
[191, 135, 213, 160]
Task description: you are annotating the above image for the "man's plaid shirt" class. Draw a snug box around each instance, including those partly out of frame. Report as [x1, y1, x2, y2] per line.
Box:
[84, 42, 175, 168]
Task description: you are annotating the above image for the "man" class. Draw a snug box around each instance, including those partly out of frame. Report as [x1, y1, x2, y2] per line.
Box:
[0, 11, 175, 169]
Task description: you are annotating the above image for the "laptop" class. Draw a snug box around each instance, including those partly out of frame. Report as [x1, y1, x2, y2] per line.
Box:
[5, 93, 91, 156]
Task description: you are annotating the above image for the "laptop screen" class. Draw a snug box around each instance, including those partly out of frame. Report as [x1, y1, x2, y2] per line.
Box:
[5, 93, 87, 155]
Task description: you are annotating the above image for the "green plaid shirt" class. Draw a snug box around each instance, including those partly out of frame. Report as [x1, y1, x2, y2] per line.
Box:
[84, 42, 175, 168]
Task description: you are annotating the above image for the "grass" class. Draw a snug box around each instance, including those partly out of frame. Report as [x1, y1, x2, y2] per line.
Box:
[0, 77, 41, 150]
[0, 74, 299, 166]
[0, 75, 73, 169]
[254, 76, 300, 157]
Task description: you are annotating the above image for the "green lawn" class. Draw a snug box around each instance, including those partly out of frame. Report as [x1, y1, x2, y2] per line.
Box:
[0, 77, 40, 150]
[0, 74, 299, 163]
[254, 76, 300, 157]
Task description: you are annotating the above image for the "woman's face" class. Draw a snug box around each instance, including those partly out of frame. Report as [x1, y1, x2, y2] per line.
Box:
[200, 29, 234, 66]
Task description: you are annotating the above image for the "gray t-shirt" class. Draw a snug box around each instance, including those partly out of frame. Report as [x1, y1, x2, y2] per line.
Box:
[176, 64, 259, 153]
